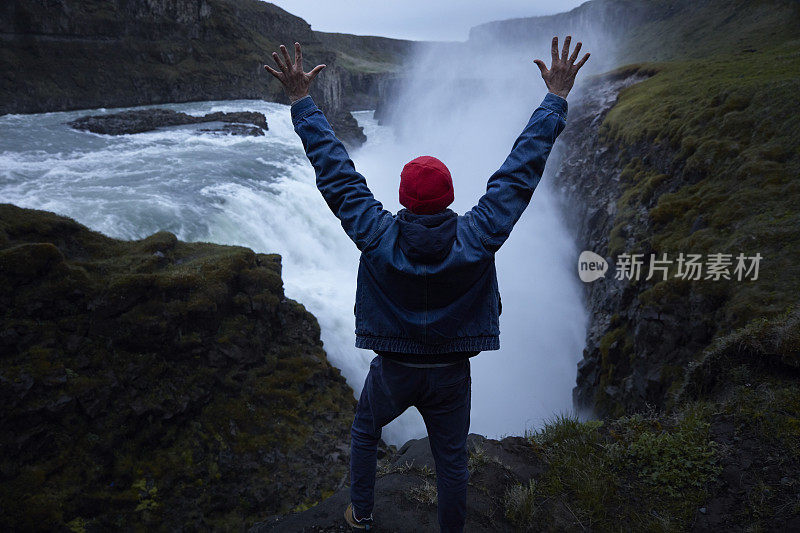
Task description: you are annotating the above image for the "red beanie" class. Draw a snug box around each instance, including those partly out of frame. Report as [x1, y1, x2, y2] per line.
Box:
[399, 156, 454, 215]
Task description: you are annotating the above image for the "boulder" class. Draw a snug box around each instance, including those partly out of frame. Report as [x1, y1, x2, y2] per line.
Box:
[67, 108, 268, 135]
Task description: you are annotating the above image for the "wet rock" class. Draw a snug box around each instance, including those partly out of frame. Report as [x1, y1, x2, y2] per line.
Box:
[68, 109, 268, 135]
[198, 123, 265, 136]
[328, 110, 367, 149]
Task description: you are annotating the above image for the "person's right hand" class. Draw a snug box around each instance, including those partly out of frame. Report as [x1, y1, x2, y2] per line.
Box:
[264, 42, 326, 103]
[533, 36, 590, 99]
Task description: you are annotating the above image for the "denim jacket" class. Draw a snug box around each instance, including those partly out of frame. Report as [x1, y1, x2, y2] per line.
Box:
[291, 93, 567, 356]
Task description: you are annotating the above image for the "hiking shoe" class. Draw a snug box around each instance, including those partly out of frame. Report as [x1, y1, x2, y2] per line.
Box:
[344, 503, 374, 530]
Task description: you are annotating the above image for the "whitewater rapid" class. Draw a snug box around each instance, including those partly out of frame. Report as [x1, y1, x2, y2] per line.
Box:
[0, 96, 586, 445]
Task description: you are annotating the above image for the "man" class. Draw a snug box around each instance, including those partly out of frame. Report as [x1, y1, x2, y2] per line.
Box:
[265, 36, 589, 532]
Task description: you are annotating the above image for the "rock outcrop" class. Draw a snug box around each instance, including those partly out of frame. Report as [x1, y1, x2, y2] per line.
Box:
[68, 109, 268, 135]
[0, 204, 356, 530]
[550, 69, 712, 416]
[250, 434, 539, 532]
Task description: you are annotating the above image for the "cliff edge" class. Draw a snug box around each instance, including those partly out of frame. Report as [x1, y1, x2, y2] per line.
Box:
[0, 204, 356, 530]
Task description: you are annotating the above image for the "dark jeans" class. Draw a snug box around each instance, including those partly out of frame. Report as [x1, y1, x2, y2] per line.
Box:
[350, 355, 471, 533]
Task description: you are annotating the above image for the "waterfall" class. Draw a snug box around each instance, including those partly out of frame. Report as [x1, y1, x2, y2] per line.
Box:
[0, 30, 595, 444]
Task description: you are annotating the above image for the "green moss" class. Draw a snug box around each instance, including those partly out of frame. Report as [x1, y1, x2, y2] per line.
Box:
[593, 326, 635, 416]
[600, 45, 800, 336]
[599, 327, 627, 360]
[508, 408, 721, 531]
[725, 383, 800, 458]
[679, 307, 800, 404]
[66, 516, 87, 533]
[610, 407, 721, 500]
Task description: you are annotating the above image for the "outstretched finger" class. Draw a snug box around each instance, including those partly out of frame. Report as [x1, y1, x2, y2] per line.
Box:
[551, 36, 559, 64]
[294, 42, 303, 69]
[272, 52, 288, 73]
[562, 35, 571, 62]
[569, 41, 582, 64]
[307, 64, 326, 81]
[280, 45, 293, 70]
[533, 59, 548, 76]
[575, 52, 591, 70]
[264, 64, 283, 80]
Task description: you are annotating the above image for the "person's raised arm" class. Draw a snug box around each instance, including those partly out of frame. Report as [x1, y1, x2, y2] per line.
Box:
[265, 42, 392, 251]
[465, 36, 590, 253]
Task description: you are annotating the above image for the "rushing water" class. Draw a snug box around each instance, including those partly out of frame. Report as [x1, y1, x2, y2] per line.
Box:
[0, 91, 587, 444]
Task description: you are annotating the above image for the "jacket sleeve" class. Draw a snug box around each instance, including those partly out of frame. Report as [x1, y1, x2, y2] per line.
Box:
[464, 93, 567, 253]
[291, 95, 392, 251]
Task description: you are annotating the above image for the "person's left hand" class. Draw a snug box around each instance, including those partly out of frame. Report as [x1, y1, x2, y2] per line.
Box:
[264, 42, 326, 103]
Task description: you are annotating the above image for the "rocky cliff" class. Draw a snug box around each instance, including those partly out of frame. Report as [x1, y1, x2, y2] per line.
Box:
[0, 0, 415, 145]
[0, 204, 357, 530]
[467, 0, 650, 74]
[552, 0, 799, 416]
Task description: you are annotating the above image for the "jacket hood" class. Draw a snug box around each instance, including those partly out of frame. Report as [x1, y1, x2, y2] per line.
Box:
[396, 208, 457, 263]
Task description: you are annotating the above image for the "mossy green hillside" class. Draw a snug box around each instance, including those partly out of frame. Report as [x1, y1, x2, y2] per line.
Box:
[576, 0, 800, 413]
[617, 0, 800, 65]
[601, 34, 800, 324]
[316, 32, 414, 74]
[0, 204, 356, 531]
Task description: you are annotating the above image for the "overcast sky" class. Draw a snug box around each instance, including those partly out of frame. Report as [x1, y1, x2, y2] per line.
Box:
[267, 0, 587, 42]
